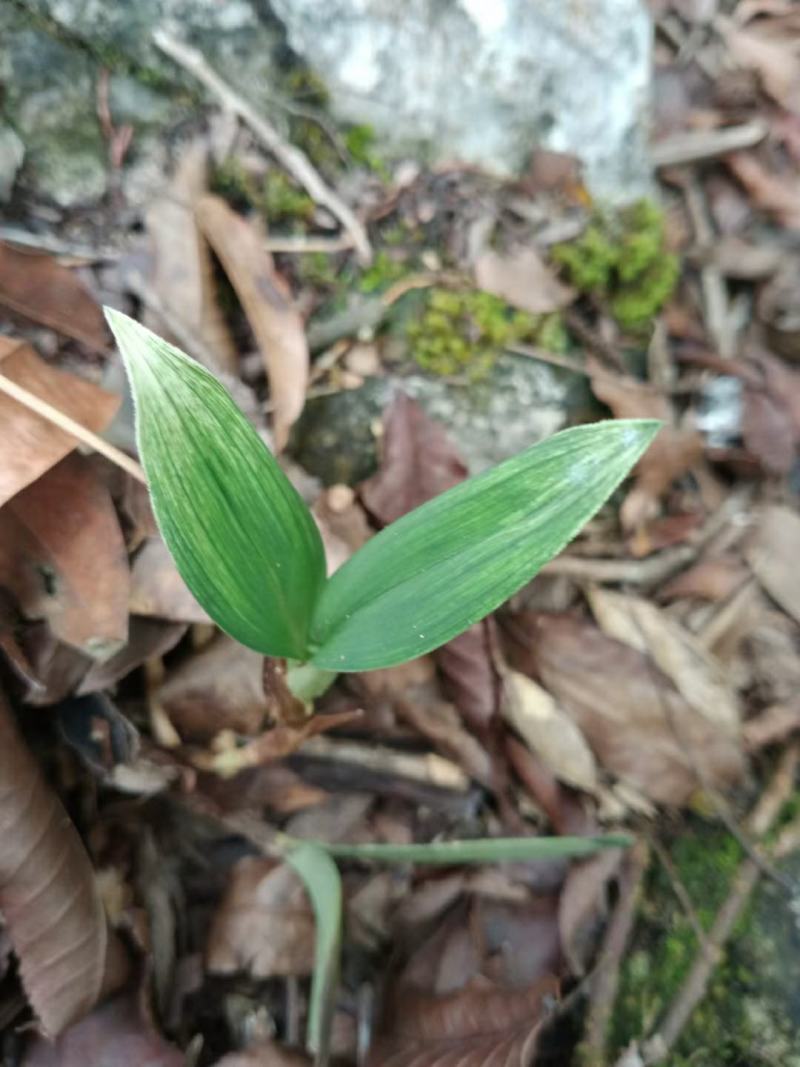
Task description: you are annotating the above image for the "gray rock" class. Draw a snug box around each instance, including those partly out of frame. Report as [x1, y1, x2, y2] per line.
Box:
[292, 354, 592, 485]
[0, 126, 25, 202]
[0, 0, 283, 207]
[270, 0, 653, 200]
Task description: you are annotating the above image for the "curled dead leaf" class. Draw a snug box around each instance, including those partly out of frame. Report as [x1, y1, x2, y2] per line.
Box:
[0, 693, 122, 1035]
[0, 455, 130, 659]
[195, 194, 309, 450]
[0, 338, 120, 507]
[206, 856, 316, 978]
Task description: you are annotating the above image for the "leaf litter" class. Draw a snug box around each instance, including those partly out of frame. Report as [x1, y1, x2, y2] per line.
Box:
[2, 9, 800, 1064]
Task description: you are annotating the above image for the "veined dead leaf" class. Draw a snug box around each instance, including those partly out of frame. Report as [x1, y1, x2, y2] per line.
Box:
[474, 246, 574, 315]
[206, 856, 316, 978]
[514, 613, 744, 806]
[586, 587, 740, 731]
[367, 978, 558, 1067]
[0, 242, 109, 352]
[196, 194, 309, 450]
[589, 366, 703, 530]
[0, 692, 113, 1035]
[143, 140, 238, 373]
[502, 668, 598, 793]
[0, 455, 130, 659]
[746, 504, 800, 624]
[0, 338, 120, 507]
[22, 994, 183, 1066]
[130, 536, 211, 624]
[359, 392, 468, 525]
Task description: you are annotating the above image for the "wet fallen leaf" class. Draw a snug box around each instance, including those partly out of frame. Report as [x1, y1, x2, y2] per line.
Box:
[0, 692, 119, 1035]
[589, 367, 703, 530]
[435, 622, 499, 732]
[502, 668, 598, 793]
[725, 151, 800, 229]
[510, 613, 744, 806]
[746, 504, 800, 624]
[741, 349, 800, 473]
[659, 555, 750, 602]
[130, 536, 211, 624]
[196, 193, 309, 450]
[474, 246, 574, 315]
[0, 454, 130, 659]
[22, 994, 183, 1066]
[0, 338, 120, 507]
[207, 856, 316, 978]
[359, 392, 468, 525]
[586, 587, 740, 731]
[155, 635, 268, 742]
[0, 243, 109, 352]
[143, 140, 238, 373]
[720, 11, 800, 114]
[558, 847, 623, 976]
[368, 977, 558, 1067]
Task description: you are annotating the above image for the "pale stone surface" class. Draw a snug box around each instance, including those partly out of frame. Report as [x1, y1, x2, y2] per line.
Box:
[270, 0, 653, 199]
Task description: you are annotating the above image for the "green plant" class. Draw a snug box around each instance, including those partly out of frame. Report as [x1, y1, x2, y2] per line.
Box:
[106, 309, 659, 673]
[552, 199, 679, 330]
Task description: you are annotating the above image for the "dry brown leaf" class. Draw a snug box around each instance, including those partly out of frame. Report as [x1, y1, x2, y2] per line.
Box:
[213, 1045, 311, 1067]
[746, 504, 800, 624]
[155, 635, 268, 742]
[22, 994, 183, 1066]
[0, 338, 120, 507]
[435, 622, 500, 732]
[0, 455, 129, 659]
[586, 587, 740, 731]
[474, 246, 574, 315]
[589, 368, 703, 530]
[359, 392, 468, 525]
[395, 693, 494, 787]
[501, 668, 598, 793]
[513, 613, 744, 806]
[143, 140, 238, 372]
[558, 848, 623, 976]
[721, 12, 800, 114]
[368, 978, 557, 1067]
[77, 618, 186, 696]
[0, 243, 109, 352]
[744, 700, 800, 751]
[130, 536, 211, 624]
[196, 194, 309, 450]
[0, 692, 112, 1035]
[741, 349, 800, 473]
[725, 151, 800, 230]
[206, 856, 315, 978]
[659, 555, 750, 602]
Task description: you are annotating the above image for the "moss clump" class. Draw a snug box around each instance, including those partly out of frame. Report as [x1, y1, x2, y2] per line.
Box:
[552, 199, 678, 331]
[406, 288, 567, 381]
[610, 824, 800, 1067]
[211, 160, 315, 229]
[358, 251, 410, 295]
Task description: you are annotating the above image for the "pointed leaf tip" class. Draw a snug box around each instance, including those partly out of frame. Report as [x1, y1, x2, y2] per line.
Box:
[309, 418, 662, 671]
[106, 309, 325, 660]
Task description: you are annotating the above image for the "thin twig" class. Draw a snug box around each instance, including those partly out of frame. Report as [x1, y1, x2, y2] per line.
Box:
[683, 177, 734, 358]
[579, 838, 649, 1067]
[652, 121, 768, 168]
[0, 370, 146, 483]
[541, 546, 697, 588]
[626, 744, 800, 1066]
[152, 28, 372, 264]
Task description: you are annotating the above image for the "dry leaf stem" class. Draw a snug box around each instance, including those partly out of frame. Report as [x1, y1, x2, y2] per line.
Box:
[152, 29, 372, 263]
[0, 369, 146, 483]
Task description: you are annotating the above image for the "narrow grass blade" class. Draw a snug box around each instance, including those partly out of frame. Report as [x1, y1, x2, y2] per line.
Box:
[106, 309, 325, 659]
[309, 420, 661, 670]
[318, 834, 632, 865]
[285, 842, 342, 1066]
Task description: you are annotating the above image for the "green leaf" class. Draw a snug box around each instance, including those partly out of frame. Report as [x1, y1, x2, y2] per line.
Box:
[106, 309, 325, 660]
[285, 842, 342, 1065]
[319, 833, 631, 864]
[309, 419, 660, 670]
